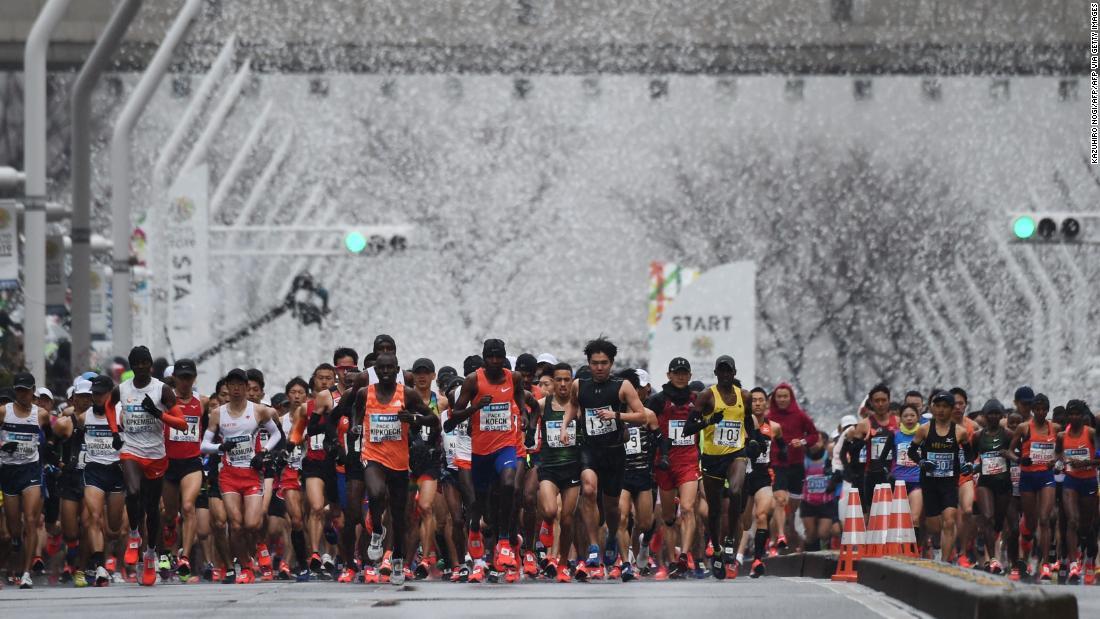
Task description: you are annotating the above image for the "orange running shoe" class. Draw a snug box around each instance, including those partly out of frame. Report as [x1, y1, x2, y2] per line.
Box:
[468, 530, 486, 560]
[574, 562, 589, 582]
[235, 568, 255, 584]
[140, 550, 157, 586]
[654, 565, 669, 581]
[494, 541, 517, 571]
[257, 543, 273, 568]
[538, 521, 554, 550]
[337, 567, 357, 583]
[957, 555, 973, 569]
[125, 532, 142, 566]
[523, 551, 538, 578]
[362, 565, 379, 583]
[556, 562, 571, 583]
[725, 560, 739, 579]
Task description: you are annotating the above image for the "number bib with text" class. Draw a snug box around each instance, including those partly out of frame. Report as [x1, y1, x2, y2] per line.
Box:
[545, 420, 576, 449]
[668, 420, 695, 447]
[712, 420, 742, 448]
[584, 407, 617, 436]
[369, 414, 403, 443]
[480, 403, 512, 433]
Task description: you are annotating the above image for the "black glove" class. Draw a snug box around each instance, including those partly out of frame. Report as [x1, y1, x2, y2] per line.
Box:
[141, 395, 163, 418]
[43, 463, 62, 479]
[0, 441, 18, 454]
[826, 470, 843, 495]
[218, 440, 233, 453]
[746, 439, 761, 461]
[960, 462, 974, 476]
[1019, 456, 1032, 467]
[919, 459, 937, 473]
[708, 412, 723, 426]
[250, 451, 266, 470]
[656, 454, 671, 470]
[42, 444, 61, 466]
[111, 432, 124, 451]
[443, 418, 457, 434]
[323, 436, 337, 455]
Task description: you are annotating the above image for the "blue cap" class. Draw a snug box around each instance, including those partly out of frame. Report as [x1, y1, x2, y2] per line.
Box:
[1013, 386, 1035, 404]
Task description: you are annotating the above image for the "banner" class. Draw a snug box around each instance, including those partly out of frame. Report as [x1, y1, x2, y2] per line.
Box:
[89, 265, 109, 337]
[161, 164, 210, 355]
[45, 234, 66, 313]
[648, 261, 756, 387]
[647, 261, 701, 344]
[0, 201, 16, 289]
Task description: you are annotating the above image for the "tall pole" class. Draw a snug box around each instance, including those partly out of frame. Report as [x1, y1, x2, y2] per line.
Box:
[71, 0, 143, 373]
[111, 0, 203, 357]
[23, 0, 71, 383]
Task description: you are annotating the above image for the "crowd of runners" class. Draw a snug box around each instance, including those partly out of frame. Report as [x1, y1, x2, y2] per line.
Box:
[0, 335, 1096, 588]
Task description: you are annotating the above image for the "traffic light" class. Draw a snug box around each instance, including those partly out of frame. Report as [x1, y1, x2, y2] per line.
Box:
[1011, 213, 1086, 242]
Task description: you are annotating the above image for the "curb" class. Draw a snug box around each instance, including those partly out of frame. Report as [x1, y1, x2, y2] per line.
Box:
[763, 551, 836, 578]
[857, 556, 1078, 619]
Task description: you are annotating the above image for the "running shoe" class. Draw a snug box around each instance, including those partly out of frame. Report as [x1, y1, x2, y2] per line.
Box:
[988, 559, 1003, 575]
[590, 565, 605, 580]
[1085, 562, 1096, 586]
[337, 567, 357, 583]
[73, 569, 88, 588]
[61, 565, 73, 583]
[573, 562, 589, 582]
[503, 568, 518, 583]
[957, 555, 973, 569]
[494, 540, 517, 571]
[125, 532, 142, 565]
[621, 561, 636, 582]
[775, 535, 789, 554]
[523, 550, 538, 578]
[1039, 563, 1054, 583]
[296, 567, 311, 582]
[257, 543, 273, 568]
[538, 521, 554, 550]
[309, 552, 322, 572]
[654, 565, 669, 581]
[95, 566, 110, 587]
[141, 550, 158, 586]
[368, 526, 387, 562]
[750, 558, 766, 579]
[725, 560, 739, 580]
[235, 568, 255, 584]
[158, 554, 172, 573]
[362, 565, 379, 584]
[468, 561, 485, 583]
[543, 556, 559, 580]
[321, 553, 335, 573]
[19, 571, 33, 589]
[456, 563, 471, 583]
[608, 562, 621, 580]
[163, 526, 178, 550]
[556, 563, 572, 583]
[468, 530, 485, 560]
[712, 554, 726, 580]
[1068, 561, 1082, 585]
[379, 552, 393, 577]
[222, 569, 236, 584]
[177, 555, 191, 580]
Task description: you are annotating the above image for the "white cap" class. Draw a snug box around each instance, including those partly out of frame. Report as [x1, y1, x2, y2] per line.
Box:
[163, 365, 174, 379]
[35, 387, 53, 400]
[839, 414, 858, 429]
[635, 369, 651, 388]
[536, 353, 558, 365]
[65, 386, 75, 399]
[72, 379, 93, 396]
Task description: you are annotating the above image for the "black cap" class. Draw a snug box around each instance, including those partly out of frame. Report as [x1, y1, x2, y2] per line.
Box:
[931, 391, 954, 405]
[714, 355, 736, 371]
[515, 353, 537, 373]
[437, 366, 457, 380]
[270, 393, 289, 409]
[980, 399, 1005, 415]
[1032, 393, 1050, 410]
[174, 358, 197, 378]
[445, 376, 465, 393]
[128, 345, 153, 367]
[0, 388, 13, 403]
[482, 338, 506, 358]
[12, 372, 35, 391]
[463, 355, 484, 376]
[668, 357, 691, 373]
[412, 358, 435, 373]
[689, 380, 706, 392]
[226, 368, 248, 383]
[576, 365, 592, 381]
[1013, 385, 1035, 404]
[373, 334, 396, 352]
[91, 375, 114, 395]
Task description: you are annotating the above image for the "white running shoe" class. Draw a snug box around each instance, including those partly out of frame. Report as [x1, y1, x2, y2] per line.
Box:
[368, 525, 387, 561]
[391, 559, 405, 585]
[19, 571, 33, 589]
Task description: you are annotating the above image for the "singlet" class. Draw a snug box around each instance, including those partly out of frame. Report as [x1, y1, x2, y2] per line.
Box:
[1021, 419, 1057, 473]
[747, 418, 773, 476]
[282, 413, 304, 471]
[444, 386, 473, 467]
[360, 384, 409, 471]
[892, 425, 921, 483]
[656, 390, 698, 467]
[1, 403, 41, 466]
[304, 391, 340, 462]
[165, 393, 203, 460]
[1062, 427, 1097, 479]
[219, 402, 259, 470]
[84, 406, 121, 466]
[802, 453, 831, 506]
[54, 414, 85, 471]
[920, 421, 959, 480]
[470, 369, 518, 456]
[861, 415, 897, 464]
[701, 386, 747, 456]
[117, 378, 168, 459]
[576, 377, 626, 448]
[539, 396, 578, 468]
[976, 428, 1010, 481]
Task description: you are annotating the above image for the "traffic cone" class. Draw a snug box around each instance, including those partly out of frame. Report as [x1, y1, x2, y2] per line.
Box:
[888, 480, 918, 557]
[864, 484, 892, 558]
[832, 487, 865, 582]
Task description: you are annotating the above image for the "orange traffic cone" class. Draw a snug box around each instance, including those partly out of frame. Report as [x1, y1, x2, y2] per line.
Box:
[888, 480, 918, 557]
[863, 484, 892, 558]
[832, 487, 865, 582]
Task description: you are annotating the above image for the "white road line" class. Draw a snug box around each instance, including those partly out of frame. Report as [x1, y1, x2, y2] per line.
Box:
[794, 578, 933, 619]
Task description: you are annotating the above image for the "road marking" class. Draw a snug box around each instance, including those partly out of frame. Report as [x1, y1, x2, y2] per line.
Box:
[796, 578, 933, 619]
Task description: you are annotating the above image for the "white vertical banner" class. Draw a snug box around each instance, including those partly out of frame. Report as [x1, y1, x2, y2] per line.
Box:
[89, 265, 109, 337]
[0, 201, 17, 289]
[161, 164, 209, 355]
[45, 234, 66, 313]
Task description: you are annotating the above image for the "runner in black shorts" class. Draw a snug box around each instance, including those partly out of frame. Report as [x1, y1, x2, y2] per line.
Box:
[615, 369, 658, 581]
[535, 363, 582, 581]
[559, 337, 649, 579]
[740, 387, 782, 575]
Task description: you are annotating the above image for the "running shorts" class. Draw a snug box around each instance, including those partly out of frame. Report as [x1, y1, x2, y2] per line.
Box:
[921, 477, 958, 517]
[471, 447, 517, 491]
[621, 468, 655, 496]
[0, 462, 42, 496]
[165, 457, 204, 484]
[537, 463, 581, 492]
[655, 459, 701, 492]
[579, 445, 626, 497]
[220, 465, 263, 497]
[1063, 474, 1099, 497]
[772, 464, 805, 498]
[1018, 470, 1055, 493]
[120, 453, 169, 480]
[701, 451, 746, 481]
[799, 499, 838, 521]
[83, 461, 124, 494]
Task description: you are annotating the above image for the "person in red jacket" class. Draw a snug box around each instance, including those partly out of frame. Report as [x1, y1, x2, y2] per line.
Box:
[765, 383, 818, 552]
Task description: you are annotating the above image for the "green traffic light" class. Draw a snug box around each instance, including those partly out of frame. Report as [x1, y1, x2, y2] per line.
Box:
[344, 231, 367, 253]
[1013, 215, 1036, 240]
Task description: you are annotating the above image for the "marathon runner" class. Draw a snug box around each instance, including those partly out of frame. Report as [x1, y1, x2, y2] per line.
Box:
[536, 362, 584, 582]
[47, 382, 88, 587]
[973, 399, 1011, 574]
[512, 353, 543, 578]
[200, 368, 282, 584]
[616, 369, 658, 581]
[560, 337, 648, 580]
[438, 367, 473, 582]
[280, 377, 312, 581]
[407, 357, 447, 580]
[890, 404, 923, 545]
[355, 352, 440, 586]
[1008, 392, 1059, 581]
[290, 363, 339, 577]
[79, 375, 125, 586]
[950, 387, 980, 568]
[766, 383, 818, 553]
[740, 387, 782, 577]
[845, 384, 897, 512]
[696, 355, 755, 580]
[161, 358, 206, 581]
[907, 391, 973, 563]
[800, 432, 836, 555]
[1056, 399, 1098, 584]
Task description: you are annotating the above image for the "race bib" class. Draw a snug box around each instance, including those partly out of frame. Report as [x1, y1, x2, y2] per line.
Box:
[755, 440, 771, 464]
[980, 452, 1006, 476]
[123, 407, 157, 433]
[170, 416, 201, 443]
[225, 434, 255, 467]
[584, 407, 617, 436]
[369, 413, 403, 443]
[443, 433, 458, 460]
[545, 420, 576, 449]
[896, 441, 916, 467]
[4, 431, 38, 460]
[308, 433, 326, 451]
[287, 444, 304, 469]
[668, 420, 695, 446]
[806, 474, 829, 494]
[625, 426, 642, 455]
[870, 435, 887, 459]
[929, 452, 955, 477]
[77, 446, 87, 469]
[85, 428, 117, 459]
[1065, 447, 1091, 469]
[1029, 441, 1055, 464]
[712, 420, 742, 448]
[480, 403, 512, 433]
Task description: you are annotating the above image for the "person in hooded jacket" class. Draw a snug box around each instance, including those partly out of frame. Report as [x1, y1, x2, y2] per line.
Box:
[765, 383, 818, 552]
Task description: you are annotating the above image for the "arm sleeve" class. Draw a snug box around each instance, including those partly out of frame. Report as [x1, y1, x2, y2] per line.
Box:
[200, 430, 221, 455]
[289, 410, 307, 445]
[831, 436, 846, 471]
[159, 404, 190, 431]
[262, 418, 282, 451]
[106, 397, 119, 433]
[907, 439, 922, 465]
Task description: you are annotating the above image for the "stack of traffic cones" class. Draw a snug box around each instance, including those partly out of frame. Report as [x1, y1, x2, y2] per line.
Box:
[887, 480, 919, 557]
[863, 484, 893, 559]
[832, 487, 865, 582]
